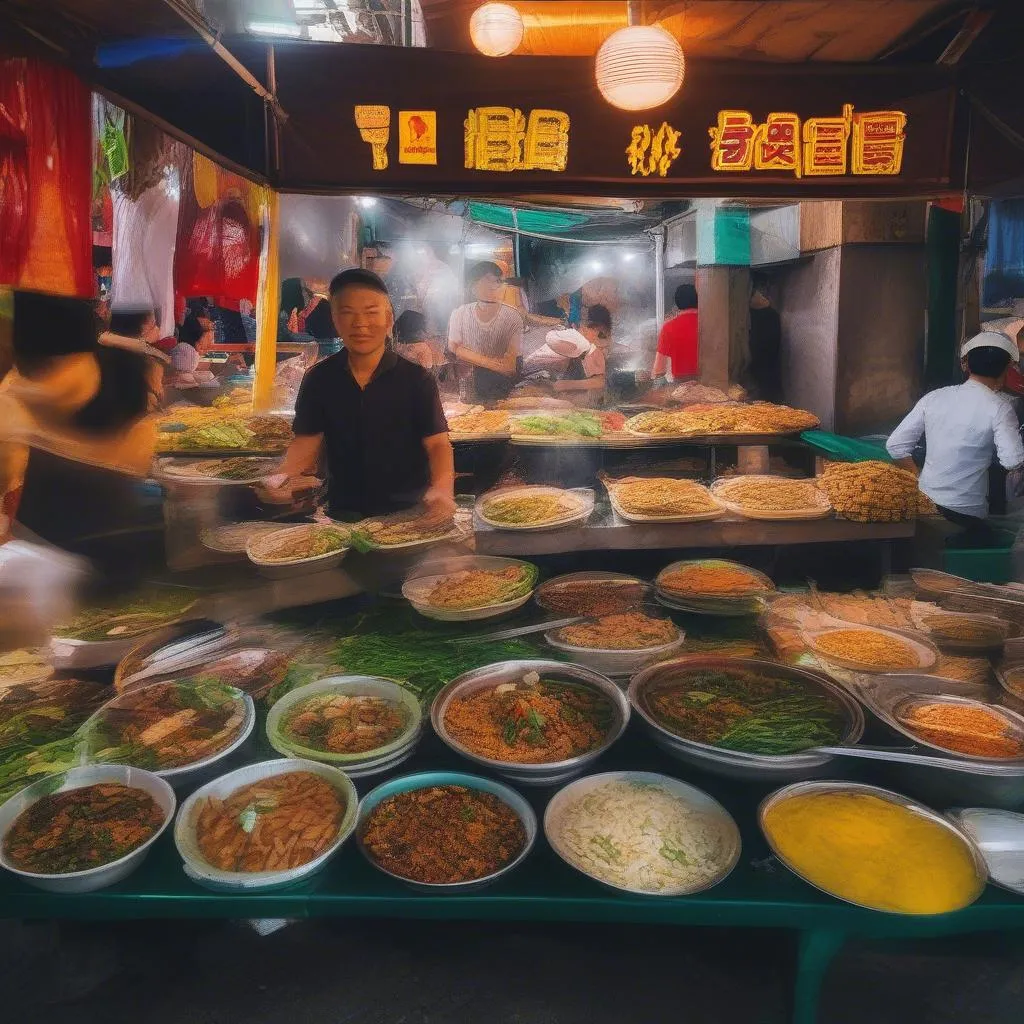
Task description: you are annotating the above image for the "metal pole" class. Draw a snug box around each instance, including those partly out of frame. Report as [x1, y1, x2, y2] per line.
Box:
[267, 45, 281, 179]
[402, 0, 414, 46]
[654, 226, 666, 336]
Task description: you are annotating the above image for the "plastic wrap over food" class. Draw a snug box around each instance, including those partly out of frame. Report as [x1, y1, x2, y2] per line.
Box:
[0, 541, 86, 652]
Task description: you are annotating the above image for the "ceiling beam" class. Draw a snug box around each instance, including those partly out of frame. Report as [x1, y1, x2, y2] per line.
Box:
[937, 6, 994, 64]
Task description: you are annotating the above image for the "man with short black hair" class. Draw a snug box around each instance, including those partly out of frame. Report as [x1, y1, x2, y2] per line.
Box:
[886, 331, 1024, 540]
[263, 268, 454, 520]
[653, 283, 699, 381]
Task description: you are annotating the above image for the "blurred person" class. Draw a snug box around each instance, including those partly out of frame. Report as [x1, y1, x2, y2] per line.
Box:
[261, 269, 454, 521]
[0, 290, 163, 575]
[448, 261, 523, 402]
[521, 305, 613, 405]
[745, 275, 783, 403]
[887, 331, 1024, 546]
[281, 276, 335, 339]
[165, 314, 221, 405]
[653, 283, 699, 381]
[393, 309, 440, 372]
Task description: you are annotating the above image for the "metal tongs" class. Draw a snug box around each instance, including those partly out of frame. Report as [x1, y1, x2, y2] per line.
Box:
[450, 616, 585, 643]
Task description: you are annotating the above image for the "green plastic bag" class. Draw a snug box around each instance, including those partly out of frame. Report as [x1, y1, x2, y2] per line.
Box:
[800, 430, 892, 464]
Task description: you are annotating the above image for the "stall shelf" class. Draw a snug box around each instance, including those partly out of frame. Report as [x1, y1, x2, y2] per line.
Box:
[474, 503, 916, 557]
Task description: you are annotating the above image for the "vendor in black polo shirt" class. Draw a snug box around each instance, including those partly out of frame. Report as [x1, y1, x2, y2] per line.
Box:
[262, 269, 455, 521]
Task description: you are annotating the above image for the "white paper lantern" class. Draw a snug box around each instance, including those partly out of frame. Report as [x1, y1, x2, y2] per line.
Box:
[595, 25, 685, 111]
[470, 3, 525, 57]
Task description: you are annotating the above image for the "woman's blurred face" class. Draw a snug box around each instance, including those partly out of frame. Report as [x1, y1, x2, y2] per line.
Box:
[474, 272, 503, 303]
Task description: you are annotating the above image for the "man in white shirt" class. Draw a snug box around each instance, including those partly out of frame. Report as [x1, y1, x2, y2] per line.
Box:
[886, 330, 1024, 543]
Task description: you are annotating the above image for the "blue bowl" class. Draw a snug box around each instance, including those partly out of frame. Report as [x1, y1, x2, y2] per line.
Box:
[356, 770, 537, 892]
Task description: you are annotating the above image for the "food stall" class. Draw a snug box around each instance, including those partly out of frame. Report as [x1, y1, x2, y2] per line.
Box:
[6, 18, 1024, 1024]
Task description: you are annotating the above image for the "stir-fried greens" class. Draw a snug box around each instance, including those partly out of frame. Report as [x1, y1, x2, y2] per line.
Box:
[53, 588, 199, 643]
[642, 667, 847, 755]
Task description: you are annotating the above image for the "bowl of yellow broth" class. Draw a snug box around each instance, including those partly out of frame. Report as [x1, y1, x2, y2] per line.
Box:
[759, 781, 987, 915]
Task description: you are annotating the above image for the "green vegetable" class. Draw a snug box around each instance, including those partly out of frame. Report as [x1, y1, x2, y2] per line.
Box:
[517, 412, 602, 438]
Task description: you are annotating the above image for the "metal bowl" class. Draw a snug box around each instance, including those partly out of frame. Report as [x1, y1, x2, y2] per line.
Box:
[887, 693, 1024, 764]
[947, 807, 1024, 896]
[356, 770, 537, 892]
[544, 770, 741, 897]
[266, 675, 423, 775]
[534, 571, 652, 617]
[174, 758, 359, 892]
[431, 660, 630, 787]
[0, 764, 176, 894]
[401, 556, 538, 622]
[628, 656, 865, 782]
[759, 780, 988, 914]
[78, 683, 256, 789]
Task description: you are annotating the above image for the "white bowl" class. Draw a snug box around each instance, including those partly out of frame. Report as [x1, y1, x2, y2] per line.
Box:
[0, 764, 175, 894]
[246, 524, 349, 579]
[174, 758, 359, 892]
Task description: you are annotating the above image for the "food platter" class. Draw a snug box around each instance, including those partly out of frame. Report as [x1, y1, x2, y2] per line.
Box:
[201, 521, 292, 555]
[401, 556, 538, 622]
[476, 486, 594, 532]
[655, 559, 774, 617]
[246, 524, 350, 578]
[447, 407, 512, 443]
[624, 404, 820, 441]
[606, 477, 727, 524]
[710, 475, 832, 522]
[803, 623, 938, 674]
[155, 457, 278, 487]
[545, 617, 685, 678]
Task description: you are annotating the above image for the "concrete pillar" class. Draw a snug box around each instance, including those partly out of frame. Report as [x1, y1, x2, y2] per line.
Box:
[697, 265, 749, 390]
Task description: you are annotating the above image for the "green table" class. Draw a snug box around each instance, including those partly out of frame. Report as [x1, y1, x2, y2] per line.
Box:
[1, 729, 1022, 1024]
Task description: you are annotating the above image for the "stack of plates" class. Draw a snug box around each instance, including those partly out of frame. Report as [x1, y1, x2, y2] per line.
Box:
[265, 675, 423, 778]
[655, 559, 775, 617]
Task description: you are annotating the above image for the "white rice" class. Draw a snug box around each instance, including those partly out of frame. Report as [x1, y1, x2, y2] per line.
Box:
[550, 780, 732, 894]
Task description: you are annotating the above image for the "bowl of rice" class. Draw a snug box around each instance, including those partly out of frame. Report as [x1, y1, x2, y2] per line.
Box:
[543, 770, 741, 897]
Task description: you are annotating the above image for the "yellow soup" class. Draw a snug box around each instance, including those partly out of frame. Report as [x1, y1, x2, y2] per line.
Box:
[763, 791, 982, 915]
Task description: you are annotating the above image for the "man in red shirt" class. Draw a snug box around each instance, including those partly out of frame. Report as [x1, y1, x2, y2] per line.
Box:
[653, 284, 698, 380]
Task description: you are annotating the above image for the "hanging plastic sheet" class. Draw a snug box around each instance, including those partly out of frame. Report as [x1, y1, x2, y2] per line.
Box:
[983, 199, 1024, 309]
[173, 153, 260, 304]
[0, 59, 92, 297]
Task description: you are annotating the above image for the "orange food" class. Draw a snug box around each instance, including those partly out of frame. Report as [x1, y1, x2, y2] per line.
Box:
[660, 563, 769, 597]
[900, 702, 1024, 759]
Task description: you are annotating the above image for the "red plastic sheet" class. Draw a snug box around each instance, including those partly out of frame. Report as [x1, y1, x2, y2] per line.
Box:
[0, 59, 92, 297]
[174, 154, 260, 303]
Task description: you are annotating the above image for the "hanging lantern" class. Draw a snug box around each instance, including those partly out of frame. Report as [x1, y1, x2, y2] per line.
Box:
[470, 3, 524, 58]
[595, 25, 685, 111]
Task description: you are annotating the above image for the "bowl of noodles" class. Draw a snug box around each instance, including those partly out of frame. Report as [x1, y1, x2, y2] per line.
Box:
[402, 556, 539, 621]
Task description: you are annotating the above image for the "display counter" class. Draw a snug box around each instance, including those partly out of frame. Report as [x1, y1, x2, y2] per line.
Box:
[2, 731, 1022, 1024]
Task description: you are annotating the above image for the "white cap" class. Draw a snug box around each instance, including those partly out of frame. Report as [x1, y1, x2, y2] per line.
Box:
[959, 330, 1021, 362]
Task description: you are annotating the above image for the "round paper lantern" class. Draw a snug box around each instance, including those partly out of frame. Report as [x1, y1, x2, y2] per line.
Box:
[470, 3, 524, 57]
[595, 25, 685, 111]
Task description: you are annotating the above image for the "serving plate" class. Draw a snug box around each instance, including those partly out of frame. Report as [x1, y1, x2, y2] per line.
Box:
[710, 475, 832, 522]
[401, 556, 538, 622]
[155, 457, 277, 487]
[803, 623, 938, 674]
[247, 524, 349, 579]
[476, 486, 594, 532]
[606, 480, 726, 524]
